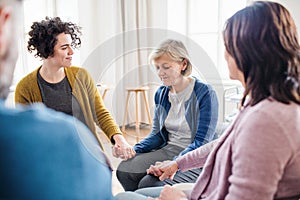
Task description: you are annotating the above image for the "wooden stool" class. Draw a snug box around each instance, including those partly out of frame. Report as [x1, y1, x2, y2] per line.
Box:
[122, 86, 152, 142]
[96, 83, 111, 100]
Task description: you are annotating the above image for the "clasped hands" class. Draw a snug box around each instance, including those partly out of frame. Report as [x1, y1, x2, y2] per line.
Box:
[112, 134, 136, 160]
[112, 143, 135, 160]
[146, 160, 178, 181]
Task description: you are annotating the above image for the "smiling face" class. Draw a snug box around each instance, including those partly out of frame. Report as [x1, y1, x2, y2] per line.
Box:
[154, 53, 187, 87]
[46, 33, 74, 68]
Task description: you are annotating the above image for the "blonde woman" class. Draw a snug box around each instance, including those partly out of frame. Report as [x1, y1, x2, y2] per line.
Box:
[116, 39, 219, 191]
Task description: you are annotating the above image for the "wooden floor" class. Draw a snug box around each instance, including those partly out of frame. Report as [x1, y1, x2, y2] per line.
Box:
[98, 125, 151, 195]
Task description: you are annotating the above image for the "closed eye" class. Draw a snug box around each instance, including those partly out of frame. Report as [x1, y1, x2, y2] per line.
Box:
[156, 65, 170, 71]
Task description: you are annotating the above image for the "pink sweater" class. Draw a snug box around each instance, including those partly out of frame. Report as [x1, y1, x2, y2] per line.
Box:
[176, 98, 300, 200]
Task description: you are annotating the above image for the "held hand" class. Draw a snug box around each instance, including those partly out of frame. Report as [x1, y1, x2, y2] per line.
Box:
[112, 144, 122, 158]
[112, 134, 136, 160]
[147, 161, 163, 177]
[146, 160, 178, 181]
[112, 143, 136, 160]
[158, 160, 179, 181]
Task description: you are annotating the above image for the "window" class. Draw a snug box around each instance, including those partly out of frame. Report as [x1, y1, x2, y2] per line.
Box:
[167, 0, 247, 81]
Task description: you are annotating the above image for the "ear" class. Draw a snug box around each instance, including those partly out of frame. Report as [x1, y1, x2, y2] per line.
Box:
[0, 6, 11, 32]
[181, 58, 188, 71]
[0, 6, 12, 55]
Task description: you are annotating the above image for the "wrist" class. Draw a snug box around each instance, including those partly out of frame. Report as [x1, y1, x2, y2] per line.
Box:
[113, 134, 124, 142]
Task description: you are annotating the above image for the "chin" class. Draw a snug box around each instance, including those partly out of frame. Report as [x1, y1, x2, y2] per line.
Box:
[229, 74, 237, 80]
[162, 81, 171, 86]
[0, 79, 11, 100]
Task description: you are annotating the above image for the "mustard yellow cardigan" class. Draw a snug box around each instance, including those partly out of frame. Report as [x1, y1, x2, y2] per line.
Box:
[15, 66, 122, 150]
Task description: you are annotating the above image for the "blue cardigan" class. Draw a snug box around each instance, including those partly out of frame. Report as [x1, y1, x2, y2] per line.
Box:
[134, 78, 219, 157]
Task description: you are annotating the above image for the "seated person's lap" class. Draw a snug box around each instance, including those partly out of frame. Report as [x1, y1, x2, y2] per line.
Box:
[138, 168, 202, 189]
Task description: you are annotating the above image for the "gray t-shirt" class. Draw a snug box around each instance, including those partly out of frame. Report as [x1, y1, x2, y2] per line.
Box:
[37, 72, 86, 125]
[165, 78, 195, 148]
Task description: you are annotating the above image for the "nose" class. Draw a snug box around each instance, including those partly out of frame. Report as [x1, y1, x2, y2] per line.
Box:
[157, 68, 164, 76]
[68, 46, 74, 55]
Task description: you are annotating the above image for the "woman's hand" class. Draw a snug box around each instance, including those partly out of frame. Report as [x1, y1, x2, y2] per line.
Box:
[147, 161, 164, 177]
[147, 160, 179, 181]
[112, 134, 136, 160]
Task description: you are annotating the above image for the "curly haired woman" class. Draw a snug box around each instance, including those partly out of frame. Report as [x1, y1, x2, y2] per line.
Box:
[15, 17, 134, 158]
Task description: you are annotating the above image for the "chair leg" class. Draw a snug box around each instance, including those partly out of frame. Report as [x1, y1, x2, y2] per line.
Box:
[122, 92, 130, 132]
[142, 91, 152, 126]
[135, 91, 140, 142]
[102, 89, 108, 100]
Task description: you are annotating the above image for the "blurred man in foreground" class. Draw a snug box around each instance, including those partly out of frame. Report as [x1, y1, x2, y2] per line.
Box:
[0, 0, 114, 199]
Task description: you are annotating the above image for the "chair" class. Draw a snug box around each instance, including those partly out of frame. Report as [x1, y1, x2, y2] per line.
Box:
[122, 86, 152, 142]
[96, 83, 112, 100]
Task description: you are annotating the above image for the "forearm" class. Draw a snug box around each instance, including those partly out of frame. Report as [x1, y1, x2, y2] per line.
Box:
[176, 139, 218, 171]
[94, 94, 122, 141]
[134, 132, 164, 153]
[113, 134, 127, 144]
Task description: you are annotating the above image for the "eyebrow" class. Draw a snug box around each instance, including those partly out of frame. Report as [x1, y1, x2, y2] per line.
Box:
[60, 44, 71, 48]
[156, 63, 169, 66]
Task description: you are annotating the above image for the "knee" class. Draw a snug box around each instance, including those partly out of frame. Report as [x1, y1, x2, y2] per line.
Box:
[115, 191, 138, 200]
[116, 161, 129, 180]
[116, 162, 136, 186]
[138, 174, 164, 189]
[116, 167, 127, 183]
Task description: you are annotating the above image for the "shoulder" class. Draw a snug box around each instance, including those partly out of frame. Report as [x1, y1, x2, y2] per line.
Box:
[65, 66, 89, 74]
[191, 77, 216, 102]
[0, 104, 111, 187]
[1, 104, 73, 136]
[154, 85, 169, 99]
[5, 103, 99, 150]
[241, 98, 298, 126]
[16, 68, 40, 91]
[234, 98, 300, 148]
[17, 68, 39, 84]
[23, 104, 79, 129]
[65, 66, 93, 83]
[193, 77, 213, 92]
[156, 85, 168, 94]
[229, 99, 300, 171]
[31, 105, 108, 164]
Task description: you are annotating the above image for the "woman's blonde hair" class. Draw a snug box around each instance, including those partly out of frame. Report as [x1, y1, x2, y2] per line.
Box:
[149, 39, 192, 76]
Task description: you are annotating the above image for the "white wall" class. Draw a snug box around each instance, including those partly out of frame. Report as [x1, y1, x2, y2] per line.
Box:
[6, 0, 300, 124]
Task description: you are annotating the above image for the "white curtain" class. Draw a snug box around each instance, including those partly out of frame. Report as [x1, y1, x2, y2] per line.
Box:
[77, 0, 169, 125]
[14, 0, 299, 123]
